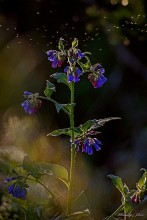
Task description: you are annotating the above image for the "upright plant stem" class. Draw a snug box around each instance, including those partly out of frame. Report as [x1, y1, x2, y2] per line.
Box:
[67, 82, 76, 214]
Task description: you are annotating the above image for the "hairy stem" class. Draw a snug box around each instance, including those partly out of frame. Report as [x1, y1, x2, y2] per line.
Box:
[67, 82, 76, 214]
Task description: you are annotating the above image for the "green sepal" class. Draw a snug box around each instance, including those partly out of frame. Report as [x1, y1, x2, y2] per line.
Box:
[72, 38, 78, 48]
[44, 80, 56, 98]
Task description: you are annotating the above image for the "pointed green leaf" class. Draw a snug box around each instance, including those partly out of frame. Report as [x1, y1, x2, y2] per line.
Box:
[55, 103, 64, 113]
[91, 117, 121, 130]
[71, 191, 90, 213]
[39, 162, 69, 187]
[51, 73, 70, 88]
[72, 38, 78, 48]
[107, 174, 124, 195]
[80, 117, 121, 133]
[80, 119, 97, 133]
[48, 127, 82, 137]
[124, 190, 136, 214]
[137, 170, 147, 190]
[123, 184, 129, 195]
[44, 80, 56, 98]
[58, 38, 65, 51]
[48, 128, 71, 136]
[22, 156, 42, 180]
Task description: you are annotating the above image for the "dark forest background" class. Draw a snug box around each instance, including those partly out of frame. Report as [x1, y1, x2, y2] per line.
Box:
[0, 0, 147, 219]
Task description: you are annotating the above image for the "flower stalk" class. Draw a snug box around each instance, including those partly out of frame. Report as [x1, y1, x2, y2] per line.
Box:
[67, 82, 76, 214]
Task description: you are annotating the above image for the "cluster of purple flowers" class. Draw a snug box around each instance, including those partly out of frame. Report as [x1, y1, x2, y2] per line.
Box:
[74, 137, 101, 155]
[8, 184, 27, 199]
[68, 48, 85, 64]
[47, 50, 66, 68]
[21, 91, 42, 115]
[5, 176, 27, 200]
[88, 63, 107, 88]
[64, 66, 82, 83]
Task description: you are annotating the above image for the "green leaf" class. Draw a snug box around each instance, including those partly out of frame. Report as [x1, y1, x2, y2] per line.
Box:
[71, 191, 90, 213]
[22, 156, 69, 187]
[79, 117, 121, 133]
[55, 103, 64, 113]
[80, 119, 97, 133]
[38, 162, 69, 187]
[51, 73, 70, 88]
[22, 156, 42, 180]
[107, 174, 124, 195]
[137, 169, 147, 190]
[123, 184, 129, 195]
[72, 38, 78, 48]
[48, 128, 71, 136]
[44, 80, 56, 98]
[58, 38, 65, 51]
[48, 127, 82, 137]
[124, 190, 136, 214]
